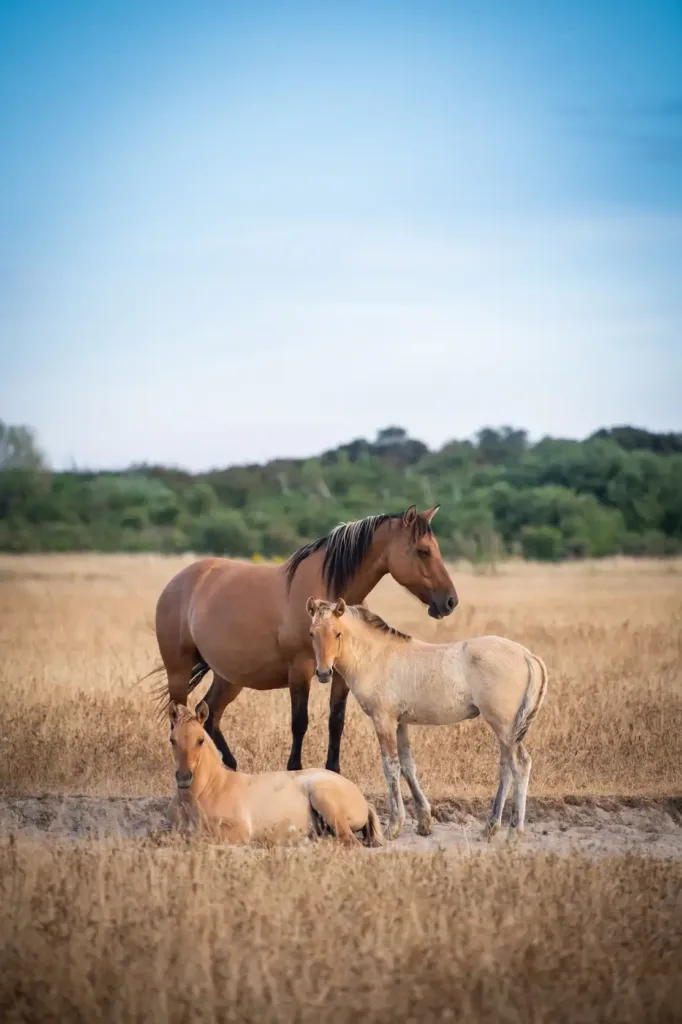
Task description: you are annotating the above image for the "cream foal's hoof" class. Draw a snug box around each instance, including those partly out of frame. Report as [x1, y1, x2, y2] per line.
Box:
[481, 821, 500, 843]
[387, 819, 404, 841]
[416, 814, 432, 837]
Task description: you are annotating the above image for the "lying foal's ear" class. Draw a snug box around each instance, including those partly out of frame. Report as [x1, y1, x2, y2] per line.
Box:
[403, 505, 418, 528]
[306, 596, 318, 617]
[168, 701, 179, 725]
[195, 701, 209, 727]
[333, 598, 346, 617]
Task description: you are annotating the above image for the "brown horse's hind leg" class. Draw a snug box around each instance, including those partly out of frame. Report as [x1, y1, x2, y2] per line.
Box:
[202, 675, 242, 770]
[325, 672, 349, 775]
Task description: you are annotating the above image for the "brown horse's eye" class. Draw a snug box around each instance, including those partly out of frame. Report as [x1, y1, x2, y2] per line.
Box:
[309, 631, 314, 638]
[417, 548, 430, 558]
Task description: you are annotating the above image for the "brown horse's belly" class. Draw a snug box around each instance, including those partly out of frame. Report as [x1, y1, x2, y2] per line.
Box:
[196, 636, 290, 690]
[188, 562, 294, 690]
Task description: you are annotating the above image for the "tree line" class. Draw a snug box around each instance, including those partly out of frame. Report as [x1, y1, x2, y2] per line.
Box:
[1, 421, 681, 561]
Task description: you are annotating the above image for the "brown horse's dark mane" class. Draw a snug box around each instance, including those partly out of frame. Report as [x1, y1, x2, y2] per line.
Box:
[285, 511, 432, 598]
[347, 604, 412, 641]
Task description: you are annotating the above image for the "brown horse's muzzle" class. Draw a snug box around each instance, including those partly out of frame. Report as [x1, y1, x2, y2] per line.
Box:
[428, 591, 458, 619]
[316, 668, 333, 685]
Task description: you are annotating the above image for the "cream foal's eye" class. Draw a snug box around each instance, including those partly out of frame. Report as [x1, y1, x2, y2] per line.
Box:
[336, 633, 342, 640]
[198, 738, 204, 746]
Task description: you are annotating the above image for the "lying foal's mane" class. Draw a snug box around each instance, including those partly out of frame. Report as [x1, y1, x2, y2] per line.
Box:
[347, 604, 412, 641]
[286, 511, 432, 597]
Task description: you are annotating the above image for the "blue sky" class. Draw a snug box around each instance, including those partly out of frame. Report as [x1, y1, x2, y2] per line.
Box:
[1, 0, 681, 470]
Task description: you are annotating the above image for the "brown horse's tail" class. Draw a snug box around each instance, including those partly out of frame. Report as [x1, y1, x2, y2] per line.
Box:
[138, 651, 211, 718]
[362, 805, 384, 847]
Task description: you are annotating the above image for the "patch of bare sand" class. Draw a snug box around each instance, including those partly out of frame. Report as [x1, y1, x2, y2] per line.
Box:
[1, 795, 680, 858]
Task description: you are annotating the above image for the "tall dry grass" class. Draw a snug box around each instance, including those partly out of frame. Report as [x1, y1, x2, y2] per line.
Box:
[0, 554, 680, 799]
[2, 838, 681, 1024]
[1, 555, 681, 1023]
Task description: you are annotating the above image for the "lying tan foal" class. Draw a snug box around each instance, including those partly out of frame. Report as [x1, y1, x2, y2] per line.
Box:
[167, 701, 382, 847]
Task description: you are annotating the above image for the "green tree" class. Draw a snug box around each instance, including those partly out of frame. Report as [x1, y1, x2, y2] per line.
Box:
[0, 421, 48, 470]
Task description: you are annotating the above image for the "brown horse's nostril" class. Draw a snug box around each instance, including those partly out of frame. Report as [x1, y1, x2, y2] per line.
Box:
[316, 669, 333, 684]
[446, 595, 457, 613]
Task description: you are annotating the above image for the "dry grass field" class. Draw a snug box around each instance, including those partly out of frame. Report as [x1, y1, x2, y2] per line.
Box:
[1, 553, 681, 1022]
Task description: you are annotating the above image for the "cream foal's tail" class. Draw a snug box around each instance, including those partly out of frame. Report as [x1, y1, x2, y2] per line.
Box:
[362, 805, 384, 847]
[514, 653, 549, 743]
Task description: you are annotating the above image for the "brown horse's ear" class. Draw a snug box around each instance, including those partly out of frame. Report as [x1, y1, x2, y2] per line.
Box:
[169, 701, 179, 725]
[195, 701, 209, 726]
[333, 599, 346, 617]
[306, 596, 317, 617]
[403, 505, 418, 528]
[422, 505, 440, 524]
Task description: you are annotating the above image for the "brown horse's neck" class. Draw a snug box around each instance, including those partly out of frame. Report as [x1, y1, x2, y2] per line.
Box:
[333, 518, 393, 603]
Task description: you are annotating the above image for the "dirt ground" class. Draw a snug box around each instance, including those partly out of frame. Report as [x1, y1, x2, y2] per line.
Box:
[2, 794, 681, 858]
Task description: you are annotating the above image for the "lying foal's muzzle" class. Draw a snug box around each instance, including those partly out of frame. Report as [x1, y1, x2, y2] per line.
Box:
[316, 668, 333, 684]
[175, 769, 193, 789]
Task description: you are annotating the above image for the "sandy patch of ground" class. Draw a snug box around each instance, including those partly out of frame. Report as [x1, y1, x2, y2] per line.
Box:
[1, 795, 680, 858]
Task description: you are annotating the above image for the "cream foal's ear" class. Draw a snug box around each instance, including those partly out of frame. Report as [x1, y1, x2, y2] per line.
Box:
[195, 701, 209, 726]
[168, 700, 179, 725]
[422, 505, 440, 524]
[306, 596, 318, 617]
[333, 598, 346, 617]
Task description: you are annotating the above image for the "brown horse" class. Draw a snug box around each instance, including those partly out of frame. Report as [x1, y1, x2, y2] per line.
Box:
[155, 505, 457, 773]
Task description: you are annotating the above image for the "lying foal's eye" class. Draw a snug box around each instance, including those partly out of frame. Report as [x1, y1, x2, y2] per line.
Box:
[170, 737, 176, 746]
[336, 633, 342, 640]
[309, 631, 314, 638]
[197, 737, 205, 746]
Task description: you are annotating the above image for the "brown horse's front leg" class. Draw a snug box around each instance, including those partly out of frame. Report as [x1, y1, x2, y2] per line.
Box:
[325, 671, 349, 774]
[287, 670, 312, 771]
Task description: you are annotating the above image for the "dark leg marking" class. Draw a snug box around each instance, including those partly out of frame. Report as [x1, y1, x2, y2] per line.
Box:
[326, 675, 349, 774]
[287, 684, 310, 772]
[203, 711, 238, 770]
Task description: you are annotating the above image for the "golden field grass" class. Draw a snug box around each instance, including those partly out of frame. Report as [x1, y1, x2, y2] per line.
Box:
[1, 554, 681, 1023]
[1, 839, 681, 1023]
[0, 553, 680, 799]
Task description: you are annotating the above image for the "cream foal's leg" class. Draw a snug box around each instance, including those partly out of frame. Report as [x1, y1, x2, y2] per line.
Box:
[483, 744, 514, 841]
[397, 723, 432, 836]
[508, 742, 532, 839]
[374, 717, 404, 841]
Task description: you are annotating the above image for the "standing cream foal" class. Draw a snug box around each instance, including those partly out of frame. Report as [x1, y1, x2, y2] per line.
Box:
[167, 700, 382, 847]
[307, 598, 548, 841]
